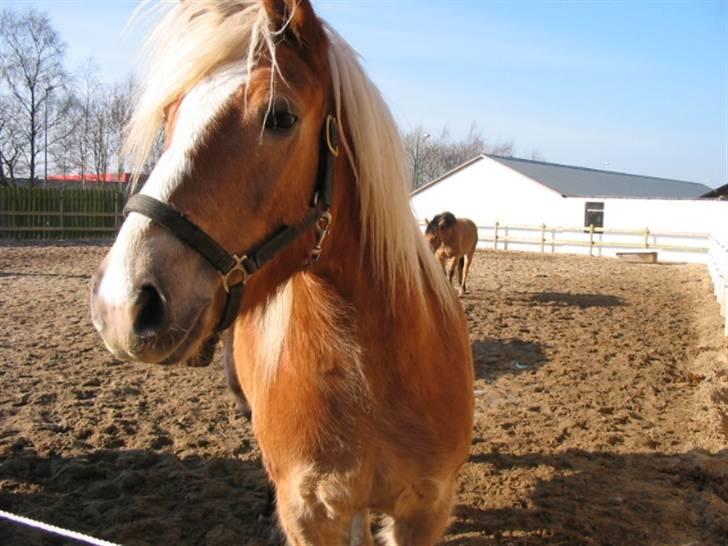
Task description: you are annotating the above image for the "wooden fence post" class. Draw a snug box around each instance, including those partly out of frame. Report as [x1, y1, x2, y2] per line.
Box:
[59, 191, 65, 235]
[589, 224, 595, 256]
[10, 188, 15, 236]
[540, 223, 546, 253]
[113, 191, 119, 230]
[494, 222, 499, 250]
[644, 227, 650, 249]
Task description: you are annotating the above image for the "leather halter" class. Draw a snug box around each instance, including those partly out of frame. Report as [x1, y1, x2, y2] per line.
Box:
[124, 112, 339, 332]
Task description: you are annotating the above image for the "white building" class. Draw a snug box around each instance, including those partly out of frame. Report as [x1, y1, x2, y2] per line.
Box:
[411, 154, 728, 334]
[411, 154, 726, 264]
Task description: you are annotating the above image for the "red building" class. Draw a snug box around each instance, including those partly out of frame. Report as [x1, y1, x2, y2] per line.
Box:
[47, 173, 131, 184]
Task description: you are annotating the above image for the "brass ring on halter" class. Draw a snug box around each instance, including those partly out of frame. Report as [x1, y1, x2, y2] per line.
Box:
[310, 211, 333, 263]
[317, 210, 332, 233]
[326, 115, 339, 157]
[221, 254, 250, 293]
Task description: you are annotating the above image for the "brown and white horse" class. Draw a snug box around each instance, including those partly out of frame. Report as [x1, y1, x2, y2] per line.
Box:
[425, 212, 478, 295]
[90, 1, 473, 544]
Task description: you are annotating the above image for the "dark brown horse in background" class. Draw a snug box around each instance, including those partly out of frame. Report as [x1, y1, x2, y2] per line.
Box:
[425, 212, 478, 295]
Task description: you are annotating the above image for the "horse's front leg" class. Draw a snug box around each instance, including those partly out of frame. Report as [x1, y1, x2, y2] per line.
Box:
[434, 248, 448, 276]
[272, 467, 374, 546]
[460, 252, 474, 295]
[222, 330, 251, 418]
[446, 256, 458, 284]
[275, 485, 368, 545]
[222, 331, 280, 537]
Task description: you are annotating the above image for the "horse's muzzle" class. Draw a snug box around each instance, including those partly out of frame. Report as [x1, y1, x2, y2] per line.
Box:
[91, 267, 171, 362]
[90, 244, 215, 364]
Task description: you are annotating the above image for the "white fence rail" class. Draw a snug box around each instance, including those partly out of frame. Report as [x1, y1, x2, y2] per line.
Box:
[707, 235, 728, 336]
[476, 223, 709, 257]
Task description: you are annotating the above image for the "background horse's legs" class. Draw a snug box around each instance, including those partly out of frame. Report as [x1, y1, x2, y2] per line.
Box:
[461, 246, 476, 294]
[446, 257, 457, 285]
[460, 254, 473, 295]
[457, 256, 466, 296]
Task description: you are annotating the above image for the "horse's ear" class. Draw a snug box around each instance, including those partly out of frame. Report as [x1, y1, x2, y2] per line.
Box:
[424, 218, 429, 226]
[262, 0, 326, 55]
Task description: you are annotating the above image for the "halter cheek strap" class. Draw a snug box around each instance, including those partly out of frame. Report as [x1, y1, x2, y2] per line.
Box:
[124, 112, 338, 332]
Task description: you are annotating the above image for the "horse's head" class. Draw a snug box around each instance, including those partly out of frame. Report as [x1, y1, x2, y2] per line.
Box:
[424, 212, 456, 253]
[91, 0, 335, 365]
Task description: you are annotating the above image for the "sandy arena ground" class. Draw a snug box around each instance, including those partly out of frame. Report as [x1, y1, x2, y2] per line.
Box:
[1, 243, 726, 545]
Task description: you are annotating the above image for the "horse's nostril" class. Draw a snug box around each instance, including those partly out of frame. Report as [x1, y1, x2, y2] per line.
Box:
[132, 284, 168, 338]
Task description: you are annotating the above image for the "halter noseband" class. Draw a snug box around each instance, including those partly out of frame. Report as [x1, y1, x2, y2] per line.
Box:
[124, 111, 339, 332]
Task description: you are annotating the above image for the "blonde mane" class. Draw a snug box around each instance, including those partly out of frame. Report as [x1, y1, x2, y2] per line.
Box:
[125, 0, 455, 312]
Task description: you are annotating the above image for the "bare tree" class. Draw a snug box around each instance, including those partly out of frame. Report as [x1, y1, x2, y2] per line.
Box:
[46, 88, 78, 179]
[90, 86, 112, 179]
[0, 95, 25, 183]
[405, 123, 515, 189]
[0, 8, 67, 182]
[108, 76, 135, 178]
[68, 59, 102, 185]
[142, 130, 165, 176]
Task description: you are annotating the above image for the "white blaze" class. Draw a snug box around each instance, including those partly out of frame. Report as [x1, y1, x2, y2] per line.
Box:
[97, 62, 248, 307]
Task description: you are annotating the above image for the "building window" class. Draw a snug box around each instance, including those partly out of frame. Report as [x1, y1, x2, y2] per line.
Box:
[584, 202, 604, 228]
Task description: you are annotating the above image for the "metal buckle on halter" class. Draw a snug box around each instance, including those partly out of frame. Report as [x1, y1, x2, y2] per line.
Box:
[310, 211, 333, 262]
[326, 115, 339, 157]
[221, 254, 250, 293]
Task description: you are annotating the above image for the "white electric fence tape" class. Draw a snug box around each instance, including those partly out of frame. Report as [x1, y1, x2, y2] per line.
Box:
[0, 509, 122, 546]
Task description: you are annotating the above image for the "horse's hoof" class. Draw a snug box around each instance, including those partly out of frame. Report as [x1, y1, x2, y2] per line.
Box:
[257, 511, 284, 545]
[265, 523, 285, 545]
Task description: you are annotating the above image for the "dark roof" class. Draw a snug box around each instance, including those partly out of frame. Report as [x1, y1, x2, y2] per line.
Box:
[488, 155, 712, 199]
[411, 154, 713, 200]
[701, 183, 728, 199]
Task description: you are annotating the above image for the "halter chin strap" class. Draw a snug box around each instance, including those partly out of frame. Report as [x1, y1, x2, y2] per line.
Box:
[124, 111, 339, 332]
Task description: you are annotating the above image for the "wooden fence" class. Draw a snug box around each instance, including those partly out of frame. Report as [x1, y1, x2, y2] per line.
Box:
[0, 186, 126, 239]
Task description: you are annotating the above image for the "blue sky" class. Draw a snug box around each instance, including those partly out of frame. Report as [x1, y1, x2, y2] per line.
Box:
[4, 0, 727, 187]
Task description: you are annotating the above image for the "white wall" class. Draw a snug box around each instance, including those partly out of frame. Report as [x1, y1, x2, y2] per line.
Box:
[562, 197, 726, 263]
[411, 156, 570, 226]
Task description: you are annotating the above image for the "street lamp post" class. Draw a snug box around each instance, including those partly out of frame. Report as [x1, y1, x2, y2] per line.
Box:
[412, 132, 430, 188]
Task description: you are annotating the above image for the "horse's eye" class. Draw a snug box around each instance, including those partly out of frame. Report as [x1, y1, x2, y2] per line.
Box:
[265, 110, 298, 131]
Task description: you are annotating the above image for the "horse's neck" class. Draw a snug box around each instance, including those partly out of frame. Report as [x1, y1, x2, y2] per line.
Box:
[238, 163, 419, 398]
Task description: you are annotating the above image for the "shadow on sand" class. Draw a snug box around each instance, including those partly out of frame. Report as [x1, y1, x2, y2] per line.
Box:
[0, 447, 271, 545]
[0, 271, 91, 280]
[528, 292, 624, 309]
[446, 448, 728, 546]
[471, 339, 548, 381]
